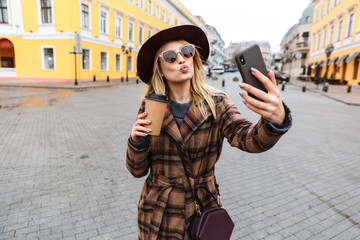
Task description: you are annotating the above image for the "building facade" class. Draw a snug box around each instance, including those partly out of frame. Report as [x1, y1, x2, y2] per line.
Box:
[225, 41, 271, 68]
[308, 0, 360, 85]
[0, 0, 198, 82]
[280, 2, 314, 80]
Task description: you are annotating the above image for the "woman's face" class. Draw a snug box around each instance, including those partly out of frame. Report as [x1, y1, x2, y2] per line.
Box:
[158, 41, 194, 84]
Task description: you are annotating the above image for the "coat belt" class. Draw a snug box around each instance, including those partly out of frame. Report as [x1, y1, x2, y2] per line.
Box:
[146, 172, 214, 239]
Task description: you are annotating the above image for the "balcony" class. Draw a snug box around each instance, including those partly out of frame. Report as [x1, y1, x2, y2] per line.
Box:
[296, 42, 309, 50]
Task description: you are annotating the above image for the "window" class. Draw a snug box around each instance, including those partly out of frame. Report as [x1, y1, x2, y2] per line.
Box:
[327, 0, 331, 13]
[139, 26, 144, 45]
[156, 5, 159, 18]
[115, 17, 122, 38]
[347, 12, 355, 37]
[316, 10, 318, 22]
[116, 54, 121, 71]
[147, 29, 152, 39]
[139, 0, 144, 9]
[337, 18, 343, 41]
[162, 9, 165, 22]
[0, 0, 9, 23]
[101, 52, 108, 71]
[128, 22, 134, 41]
[128, 55, 133, 71]
[81, 3, 89, 29]
[168, 13, 171, 25]
[1, 57, 14, 67]
[321, 5, 324, 18]
[323, 28, 327, 48]
[313, 35, 316, 52]
[100, 11, 107, 33]
[330, 24, 335, 43]
[41, 0, 52, 24]
[317, 32, 321, 50]
[334, 0, 337, 8]
[82, 49, 90, 70]
[42, 47, 55, 70]
[148, 0, 152, 14]
[175, 18, 178, 26]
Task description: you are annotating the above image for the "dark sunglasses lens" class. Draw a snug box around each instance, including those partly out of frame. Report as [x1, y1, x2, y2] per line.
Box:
[163, 51, 177, 63]
[181, 45, 195, 58]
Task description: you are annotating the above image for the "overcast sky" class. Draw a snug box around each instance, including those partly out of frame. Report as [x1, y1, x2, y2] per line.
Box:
[179, 0, 312, 52]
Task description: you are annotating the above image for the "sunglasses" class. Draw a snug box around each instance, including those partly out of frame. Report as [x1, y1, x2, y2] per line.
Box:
[159, 44, 196, 64]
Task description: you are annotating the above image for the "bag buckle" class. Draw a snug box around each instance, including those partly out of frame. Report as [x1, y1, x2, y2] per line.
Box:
[195, 201, 201, 216]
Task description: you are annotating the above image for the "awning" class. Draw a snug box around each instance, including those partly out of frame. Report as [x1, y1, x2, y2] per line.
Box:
[345, 52, 360, 63]
[308, 63, 314, 67]
[302, 32, 309, 37]
[318, 60, 324, 66]
[335, 54, 349, 64]
[0, 39, 14, 49]
[328, 56, 338, 65]
[320, 60, 328, 67]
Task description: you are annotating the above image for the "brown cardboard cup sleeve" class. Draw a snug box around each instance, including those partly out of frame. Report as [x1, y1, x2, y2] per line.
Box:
[144, 94, 168, 136]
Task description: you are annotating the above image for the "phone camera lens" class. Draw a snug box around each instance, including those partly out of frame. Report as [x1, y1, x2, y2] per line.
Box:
[240, 56, 245, 65]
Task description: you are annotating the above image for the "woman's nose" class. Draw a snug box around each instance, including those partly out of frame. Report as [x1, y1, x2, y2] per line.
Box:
[176, 52, 185, 63]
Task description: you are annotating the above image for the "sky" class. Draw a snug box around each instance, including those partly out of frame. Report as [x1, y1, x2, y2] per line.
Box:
[179, 0, 312, 52]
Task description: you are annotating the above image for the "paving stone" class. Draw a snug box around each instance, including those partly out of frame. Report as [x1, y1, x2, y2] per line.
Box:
[1, 76, 360, 239]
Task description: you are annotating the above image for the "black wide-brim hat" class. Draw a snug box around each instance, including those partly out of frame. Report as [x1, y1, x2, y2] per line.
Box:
[137, 25, 210, 84]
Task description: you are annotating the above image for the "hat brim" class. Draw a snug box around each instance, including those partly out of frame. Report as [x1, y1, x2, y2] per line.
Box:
[137, 25, 209, 84]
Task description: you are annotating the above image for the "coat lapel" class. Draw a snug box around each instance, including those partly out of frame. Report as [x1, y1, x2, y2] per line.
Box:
[180, 102, 213, 144]
[162, 105, 183, 143]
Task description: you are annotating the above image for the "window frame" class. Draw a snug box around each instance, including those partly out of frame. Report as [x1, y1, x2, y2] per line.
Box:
[116, 53, 122, 71]
[101, 51, 108, 71]
[115, 16, 123, 38]
[128, 21, 134, 42]
[138, 25, 144, 45]
[41, 46, 56, 70]
[80, 2, 90, 29]
[82, 48, 91, 71]
[0, 0, 9, 24]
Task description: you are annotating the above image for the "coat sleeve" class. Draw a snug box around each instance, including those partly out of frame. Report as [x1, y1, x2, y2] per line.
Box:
[217, 94, 290, 153]
[126, 102, 151, 178]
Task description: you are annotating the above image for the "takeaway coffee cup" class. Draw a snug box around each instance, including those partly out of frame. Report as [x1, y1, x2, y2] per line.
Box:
[144, 94, 168, 136]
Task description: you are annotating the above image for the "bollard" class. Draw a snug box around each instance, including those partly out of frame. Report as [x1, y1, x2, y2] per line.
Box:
[93, 75, 96, 82]
[136, 76, 139, 84]
[281, 81, 286, 91]
[121, 76, 124, 83]
[222, 79, 225, 87]
[347, 83, 352, 93]
[323, 82, 329, 92]
[107, 75, 110, 82]
[302, 84, 306, 92]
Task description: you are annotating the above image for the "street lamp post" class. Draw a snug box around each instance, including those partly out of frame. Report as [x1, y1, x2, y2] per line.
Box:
[122, 45, 132, 82]
[323, 43, 334, 84]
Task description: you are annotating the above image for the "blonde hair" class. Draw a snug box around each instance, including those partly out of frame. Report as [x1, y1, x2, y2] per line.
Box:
[144, 40, 220, 118]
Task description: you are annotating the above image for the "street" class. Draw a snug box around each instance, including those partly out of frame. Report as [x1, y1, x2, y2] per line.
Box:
[0, 73, 360, 240]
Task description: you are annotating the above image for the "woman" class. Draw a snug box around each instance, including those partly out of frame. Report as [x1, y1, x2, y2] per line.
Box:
[126, 25, 292, 240]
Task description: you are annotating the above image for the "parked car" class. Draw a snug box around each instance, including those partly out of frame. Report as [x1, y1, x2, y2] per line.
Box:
[226, 67, 238, 72]
[274, 71, 289, 82]
[211, 66, 225, 74]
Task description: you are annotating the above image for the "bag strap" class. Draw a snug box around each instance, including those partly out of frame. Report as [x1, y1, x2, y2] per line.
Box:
[175, 142, 221, 215]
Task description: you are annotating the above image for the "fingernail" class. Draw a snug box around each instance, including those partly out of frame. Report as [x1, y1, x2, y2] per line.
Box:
[143, 112, 147, 114]
[147, 129, 152, 132]
[239, 92, 244, 97]
[143, 133, 148, 136]
[242, 100, 246, 104]
[239, 83, 245, 88]
[251, 67, 257, 73]
[147, 120, 151, 124]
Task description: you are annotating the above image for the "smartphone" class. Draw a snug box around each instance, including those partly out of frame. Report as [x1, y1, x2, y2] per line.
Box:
[235, 44, 268, 101]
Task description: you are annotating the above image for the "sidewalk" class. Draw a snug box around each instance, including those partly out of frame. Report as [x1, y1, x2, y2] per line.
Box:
[1, 77, 360, 106]
[291, 79, 360, 106]
[0, 78, 138, 90]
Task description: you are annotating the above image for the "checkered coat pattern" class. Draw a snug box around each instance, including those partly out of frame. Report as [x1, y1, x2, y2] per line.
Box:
[126, 93, 288, 240]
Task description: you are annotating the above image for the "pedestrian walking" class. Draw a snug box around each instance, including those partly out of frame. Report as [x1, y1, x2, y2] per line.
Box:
[126, 25, 292, 240]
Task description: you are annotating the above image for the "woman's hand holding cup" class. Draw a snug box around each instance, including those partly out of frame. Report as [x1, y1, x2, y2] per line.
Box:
[131, 112, 152, 143]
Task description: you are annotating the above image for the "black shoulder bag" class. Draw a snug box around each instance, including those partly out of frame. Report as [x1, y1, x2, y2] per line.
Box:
[175, 142, 234, 240]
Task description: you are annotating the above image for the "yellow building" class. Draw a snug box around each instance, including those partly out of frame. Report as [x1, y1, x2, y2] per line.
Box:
[0, 0, 199, 83]
[309, 0, 360, 85]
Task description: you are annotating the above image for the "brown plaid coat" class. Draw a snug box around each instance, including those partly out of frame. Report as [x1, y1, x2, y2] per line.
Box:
[126, 93, 289, 240]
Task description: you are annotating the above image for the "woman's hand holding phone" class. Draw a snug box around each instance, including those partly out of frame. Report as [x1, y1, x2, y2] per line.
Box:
[239, 68, 285, 127]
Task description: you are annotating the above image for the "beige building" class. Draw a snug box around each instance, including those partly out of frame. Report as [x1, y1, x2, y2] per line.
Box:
[280, 2, 315, 80]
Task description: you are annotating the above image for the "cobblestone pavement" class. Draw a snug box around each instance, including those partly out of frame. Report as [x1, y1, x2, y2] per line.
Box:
[0, 73, 360, 240]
